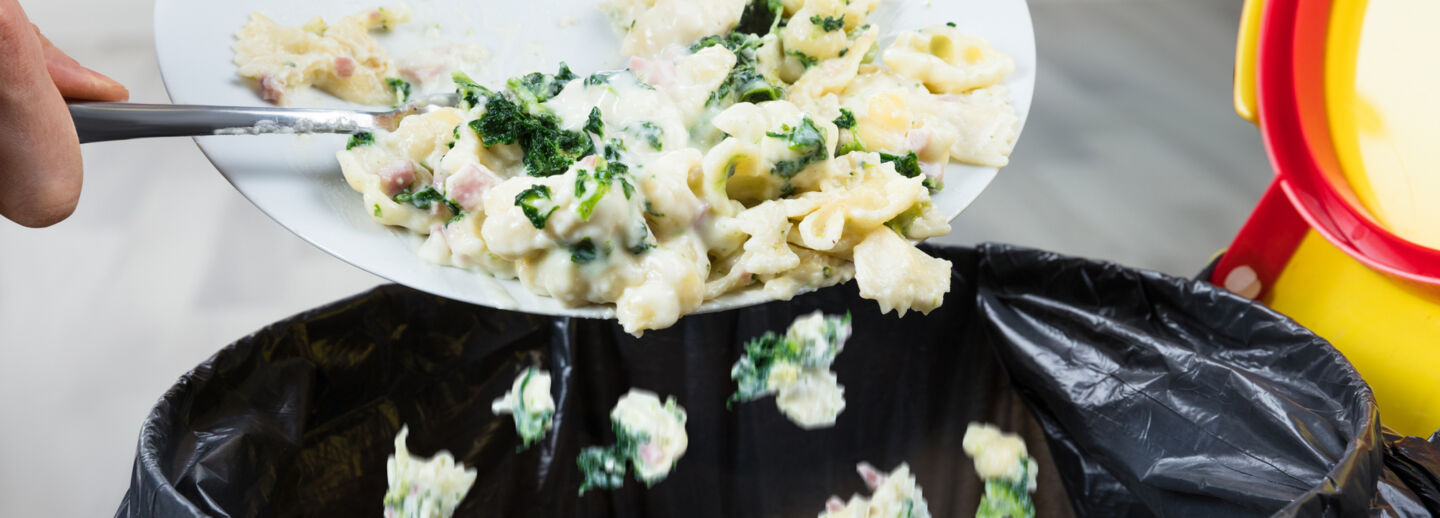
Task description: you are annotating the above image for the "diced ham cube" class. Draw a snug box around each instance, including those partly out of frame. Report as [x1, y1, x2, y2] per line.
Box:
[259, 75, 286, 104]
[446, 163, 502, 212]
[577, 155, 600, 170]
[826, 497, 847, 512]
[378, 160, 416, 197]
[334, 56, 357, 79]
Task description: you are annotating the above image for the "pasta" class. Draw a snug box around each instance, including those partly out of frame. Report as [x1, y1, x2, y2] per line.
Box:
[383, 426, 477, 518]
[576, 389, 690, 494]
[240, 1, 1023, 334]
[820, 463, 932, 518]
[730, 312, 852, 429]
[235, 7, 413, 106]
[883, 25, 1016, 95]
[490, 368, 556, 449]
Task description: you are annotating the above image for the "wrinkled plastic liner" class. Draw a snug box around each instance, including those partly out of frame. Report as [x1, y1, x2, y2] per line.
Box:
[117, 244, 1440, 517]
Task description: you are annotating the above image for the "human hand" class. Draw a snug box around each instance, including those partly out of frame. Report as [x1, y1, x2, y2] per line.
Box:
[0, 0, 129, 228]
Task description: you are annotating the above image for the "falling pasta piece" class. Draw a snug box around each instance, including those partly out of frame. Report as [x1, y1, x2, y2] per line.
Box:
[383, 426, 477, 518]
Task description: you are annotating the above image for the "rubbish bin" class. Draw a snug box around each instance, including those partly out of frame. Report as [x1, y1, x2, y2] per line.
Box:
[1213, 0, 1440, 436]
[116, 245, 1440, 517]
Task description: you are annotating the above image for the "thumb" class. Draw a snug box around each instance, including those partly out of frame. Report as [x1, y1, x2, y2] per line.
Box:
[33, 25, 129, 102]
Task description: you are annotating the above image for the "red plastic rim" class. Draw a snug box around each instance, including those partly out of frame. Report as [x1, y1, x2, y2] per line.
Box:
[1256, 0, 1440, 285]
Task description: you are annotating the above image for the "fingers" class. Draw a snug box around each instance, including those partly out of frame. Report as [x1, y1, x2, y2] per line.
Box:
[0, 0, 83, 227]
[33, 25, 129, 102]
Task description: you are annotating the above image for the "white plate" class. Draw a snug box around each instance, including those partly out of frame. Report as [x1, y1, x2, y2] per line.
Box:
[153, 0, 1035, 318]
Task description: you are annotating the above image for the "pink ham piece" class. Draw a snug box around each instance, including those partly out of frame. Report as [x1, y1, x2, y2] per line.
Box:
[906, 129, 945, 183]
[919, 161, 944, 183]
[826, 497, 847, 512]
[446, 163, 502, 212]
[259, 75, 286, 104]
[907, 128, 931, 154]
[333, 56, 357, 79]
[857, 462, 886, 490]
[378, 160, 416, 197]
[637, 442, 664, 469]
[401, 65, 446, 84]
[629, 56, 676, 89]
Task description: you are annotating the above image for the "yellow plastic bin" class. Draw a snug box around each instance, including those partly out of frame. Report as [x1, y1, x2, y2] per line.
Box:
[1212, 0, 1440, 436]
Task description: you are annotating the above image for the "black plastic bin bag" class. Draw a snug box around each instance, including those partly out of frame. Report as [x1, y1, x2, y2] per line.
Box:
[116, 244, 1440, 517]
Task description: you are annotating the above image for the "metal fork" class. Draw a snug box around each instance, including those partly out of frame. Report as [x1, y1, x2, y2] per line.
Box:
[68, 93, 460, 144]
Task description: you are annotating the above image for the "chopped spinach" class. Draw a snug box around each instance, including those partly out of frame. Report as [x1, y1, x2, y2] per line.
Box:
[514, 185, 557, 229]
[577, 446, 627, 495]
[574, 169, 611, 221]
[393, 186, 446, 210]
[345, 131, 375, 150]
[462, 68, 597, 177]
[585, 107, 605, 136]
[627, 239, 654, 255]
[573, 158, 634, 221]
[577, 422, 654, 495]
[644, 201, 665, 218]
[810, 15, 846, 32]
[766, 116, 828, 179]
[729, 313, 851, 404]
[788, 50, 819, 69]
[735, 0, 784, 36]
[603, 140, 626, 162]
[511, 368, 554, 449]
[452, 71, 494, 110]
[523, 125, 595, 176]
[976, 459, 1036, 518]
[833, 108, 866, 155]
[693, 33, 785, 107]
[506, 62, 578, 111]
[585, 71, 618, 87]
[468, 91, 595, 177]
[632, 121, 665, 150]
[570, 237, 603, 264]
[880, 151, 922, 178]
[385, 77, 412, 105]
[947, 21, 958, 28]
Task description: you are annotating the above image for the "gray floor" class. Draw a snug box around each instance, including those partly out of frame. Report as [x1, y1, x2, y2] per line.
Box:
[0, 0, 1268, 515]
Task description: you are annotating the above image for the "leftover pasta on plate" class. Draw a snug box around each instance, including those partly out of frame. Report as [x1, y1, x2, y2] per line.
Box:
[235, 0, 1019, 334]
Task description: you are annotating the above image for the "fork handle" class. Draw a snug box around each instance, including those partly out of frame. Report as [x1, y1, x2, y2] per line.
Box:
[68, 102, 378, 143]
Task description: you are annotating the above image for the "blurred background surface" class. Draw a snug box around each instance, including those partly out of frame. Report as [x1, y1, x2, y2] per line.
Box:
[0, 0, 1267, 515]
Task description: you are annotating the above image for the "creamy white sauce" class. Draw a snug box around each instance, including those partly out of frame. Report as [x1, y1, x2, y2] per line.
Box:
[384, 426, 477, 518]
